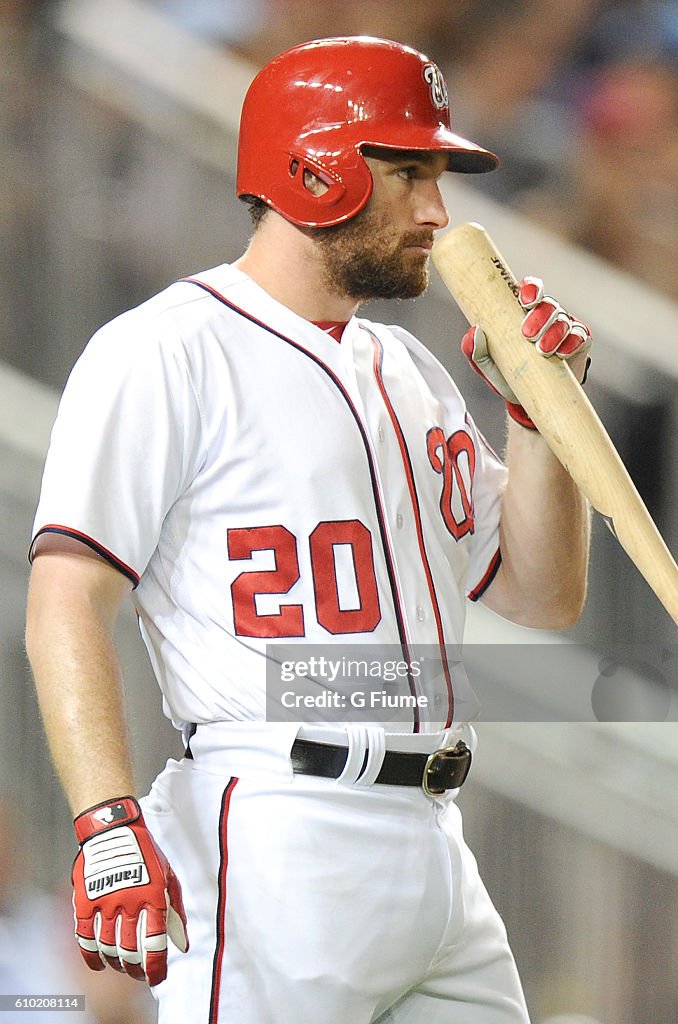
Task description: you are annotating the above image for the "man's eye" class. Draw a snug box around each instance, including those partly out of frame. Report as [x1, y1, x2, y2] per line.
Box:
[397, 166, 418, 180]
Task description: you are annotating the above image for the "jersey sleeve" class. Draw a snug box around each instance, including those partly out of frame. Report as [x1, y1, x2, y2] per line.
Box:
[30, 312, 205, 585]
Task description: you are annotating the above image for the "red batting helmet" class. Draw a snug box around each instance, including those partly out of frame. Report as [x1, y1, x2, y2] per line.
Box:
[236, 36, 498, 228]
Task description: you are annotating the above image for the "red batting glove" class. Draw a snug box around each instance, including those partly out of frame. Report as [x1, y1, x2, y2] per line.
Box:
[461, 276, 592, 430]
[519, 276, 592, 358]
[461, 324, 537, 429]
[72, 796, 188, 986]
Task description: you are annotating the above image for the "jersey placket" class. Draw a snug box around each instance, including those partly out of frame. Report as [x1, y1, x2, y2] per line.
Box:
[344, 324, 456, 729]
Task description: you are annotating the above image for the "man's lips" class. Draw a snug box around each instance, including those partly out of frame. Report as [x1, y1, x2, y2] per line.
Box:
[404, 234, 434, 252]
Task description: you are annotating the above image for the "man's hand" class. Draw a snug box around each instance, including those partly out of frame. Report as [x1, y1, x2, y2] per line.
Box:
[461, 276, 592, 429]
[72, 796, 188, 986]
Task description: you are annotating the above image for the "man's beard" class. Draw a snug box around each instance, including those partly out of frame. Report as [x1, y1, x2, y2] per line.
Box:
[313, 207, 434, 302]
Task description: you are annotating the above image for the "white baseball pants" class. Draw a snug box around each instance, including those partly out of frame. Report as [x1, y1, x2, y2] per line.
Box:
[141, 724, 531, 1024]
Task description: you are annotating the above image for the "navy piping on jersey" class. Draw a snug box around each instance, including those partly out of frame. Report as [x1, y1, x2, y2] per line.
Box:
[182, 277, 421, 730]
[29, 525, 140, 588]
[468, 547, 502, 601]
[363, 326, 457, 726]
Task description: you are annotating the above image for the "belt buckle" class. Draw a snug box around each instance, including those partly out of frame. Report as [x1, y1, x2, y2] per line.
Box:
[423, 741, 471, 796]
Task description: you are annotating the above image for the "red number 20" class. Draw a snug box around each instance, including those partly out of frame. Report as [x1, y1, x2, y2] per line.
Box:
[227, 520, 381, 638]
[427, 427, 476, 540]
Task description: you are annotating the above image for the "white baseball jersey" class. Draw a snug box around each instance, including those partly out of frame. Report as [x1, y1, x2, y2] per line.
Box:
[31, 264, 507, 734]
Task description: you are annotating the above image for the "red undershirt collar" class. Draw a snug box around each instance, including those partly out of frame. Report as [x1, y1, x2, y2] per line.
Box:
[312, 320, 348, 343]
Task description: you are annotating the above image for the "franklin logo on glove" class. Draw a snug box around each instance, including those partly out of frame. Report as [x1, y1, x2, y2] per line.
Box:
[86, 857, 148, 897]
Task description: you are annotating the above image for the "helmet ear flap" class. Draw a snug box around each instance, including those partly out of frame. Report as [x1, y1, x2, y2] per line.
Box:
[280, 149, 376, 223]
[286, 152, 347, 209]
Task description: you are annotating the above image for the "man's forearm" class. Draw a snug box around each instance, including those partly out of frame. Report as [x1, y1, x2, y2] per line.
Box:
[25, 553, 135, 815]
[483, 420, 590, 628]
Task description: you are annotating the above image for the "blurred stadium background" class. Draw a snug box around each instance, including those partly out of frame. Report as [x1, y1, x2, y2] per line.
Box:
[1, 1, 677, 1021]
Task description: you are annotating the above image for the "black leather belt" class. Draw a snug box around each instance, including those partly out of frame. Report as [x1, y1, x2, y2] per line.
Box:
[290, 738, 472, 795]
[184, 727, 471, 794]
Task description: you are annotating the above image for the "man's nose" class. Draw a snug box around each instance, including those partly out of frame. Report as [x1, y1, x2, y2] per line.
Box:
[415, 182, 449, 230]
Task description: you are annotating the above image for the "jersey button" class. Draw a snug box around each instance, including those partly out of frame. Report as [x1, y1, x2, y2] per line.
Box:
[396, 514, 404, 529]
[378, 425, 385, 442]
[416, 606, 425, 622]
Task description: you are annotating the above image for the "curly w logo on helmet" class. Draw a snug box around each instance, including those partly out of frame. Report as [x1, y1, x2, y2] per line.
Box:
[423, 63, 449, 111]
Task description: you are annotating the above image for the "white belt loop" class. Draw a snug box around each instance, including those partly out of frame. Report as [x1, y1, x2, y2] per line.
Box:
[354, 727, 386, 787]
[335, 725, 368, 785]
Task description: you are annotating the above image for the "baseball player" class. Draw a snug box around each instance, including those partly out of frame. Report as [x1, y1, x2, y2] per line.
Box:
[26, 37, 592, 1024]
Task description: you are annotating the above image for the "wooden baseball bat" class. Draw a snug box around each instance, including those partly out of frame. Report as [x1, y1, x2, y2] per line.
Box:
[432, 221, 678, 626]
